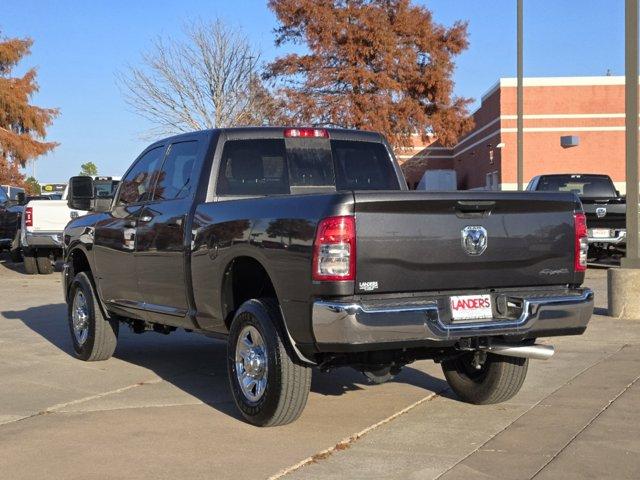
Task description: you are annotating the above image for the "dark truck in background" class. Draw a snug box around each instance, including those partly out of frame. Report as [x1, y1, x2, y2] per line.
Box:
[527, 174, 625, 258]
[0, 188, 52, 262]
[62, 127, 594, 426]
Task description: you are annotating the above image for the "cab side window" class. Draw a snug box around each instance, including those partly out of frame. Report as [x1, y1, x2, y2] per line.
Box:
[152, 141, 199, 201]
[116, 146, 165, 206]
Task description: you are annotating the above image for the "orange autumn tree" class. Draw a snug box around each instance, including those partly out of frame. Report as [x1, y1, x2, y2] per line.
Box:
[0, 33, 58, 191]
[266, 0, 474, 149]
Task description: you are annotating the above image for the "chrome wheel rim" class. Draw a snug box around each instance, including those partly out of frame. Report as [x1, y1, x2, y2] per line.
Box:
[72, 290, 90, 346]
[235, 325, 268, 403]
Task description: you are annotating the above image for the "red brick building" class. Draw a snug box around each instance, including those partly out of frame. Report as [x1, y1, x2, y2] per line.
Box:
[399, 76, 627, 192]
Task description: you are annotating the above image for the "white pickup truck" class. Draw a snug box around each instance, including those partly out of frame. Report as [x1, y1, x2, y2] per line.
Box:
[21, 177, 119, 274]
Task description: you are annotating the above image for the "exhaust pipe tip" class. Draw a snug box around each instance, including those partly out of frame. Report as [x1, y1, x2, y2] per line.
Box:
[482, 343, 555, 360]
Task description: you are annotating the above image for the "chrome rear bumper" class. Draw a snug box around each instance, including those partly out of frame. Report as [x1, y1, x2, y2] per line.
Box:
[312, 288, 594, 348]
[22, 230, 63, 248]
[588, 229, 626, 245]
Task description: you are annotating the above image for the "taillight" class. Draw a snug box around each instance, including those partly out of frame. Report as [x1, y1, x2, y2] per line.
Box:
[284, 128, 329, 138]
[24, 207, 33, 227]
[574, 212, 588, 272]
[312, 216, 356, 281]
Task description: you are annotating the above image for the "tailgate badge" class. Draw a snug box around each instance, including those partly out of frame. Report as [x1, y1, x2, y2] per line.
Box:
[596, 207, 607, 218]
[461, 226, 487, 256]
[359, 281, 379, 292]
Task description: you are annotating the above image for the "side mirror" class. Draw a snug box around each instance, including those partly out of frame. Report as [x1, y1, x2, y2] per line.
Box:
[16, 192, 26, 205]
[67, 176, 94, 211]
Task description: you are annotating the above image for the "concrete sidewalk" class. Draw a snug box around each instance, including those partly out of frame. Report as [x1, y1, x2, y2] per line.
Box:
[0, 258, 638, 479]
[284, 269, 640, 480]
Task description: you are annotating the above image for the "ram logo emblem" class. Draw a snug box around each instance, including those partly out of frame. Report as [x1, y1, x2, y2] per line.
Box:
[596, 207, 607, 218]
[461, 226, 488, 256]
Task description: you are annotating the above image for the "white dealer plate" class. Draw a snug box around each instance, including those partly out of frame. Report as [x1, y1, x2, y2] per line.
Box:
[450, 294, 493, 321]
[591, 228, 611, 238]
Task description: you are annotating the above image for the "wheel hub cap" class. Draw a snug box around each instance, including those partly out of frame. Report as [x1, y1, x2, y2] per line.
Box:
[235, 325, 268, 403]
[72, 290, 90, 346]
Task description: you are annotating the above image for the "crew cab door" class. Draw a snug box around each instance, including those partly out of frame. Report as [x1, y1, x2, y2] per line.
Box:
[93, 144, 166, 315]
[134, 139, 202, 327]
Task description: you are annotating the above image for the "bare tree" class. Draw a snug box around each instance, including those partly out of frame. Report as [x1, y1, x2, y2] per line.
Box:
[119, 20, 278, 137]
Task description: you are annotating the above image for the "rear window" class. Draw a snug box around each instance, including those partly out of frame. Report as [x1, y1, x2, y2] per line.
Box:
[217, 139, 289, 196]
[216, 138, 399, 196]
[536, 175, 616, 197]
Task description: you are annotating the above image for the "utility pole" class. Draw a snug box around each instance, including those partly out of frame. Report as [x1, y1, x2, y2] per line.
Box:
[623, 0, 640, 267]
[609, 0, 640, 318]
[516, 0, 524, 191]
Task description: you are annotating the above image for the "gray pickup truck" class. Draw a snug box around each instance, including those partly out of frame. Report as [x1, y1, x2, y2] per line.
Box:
[62, 127, 594, 426]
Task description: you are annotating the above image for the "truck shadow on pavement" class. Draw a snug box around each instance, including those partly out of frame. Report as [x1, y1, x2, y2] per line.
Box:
[0, 257, 64, 275]
[2, 303, 451, 421]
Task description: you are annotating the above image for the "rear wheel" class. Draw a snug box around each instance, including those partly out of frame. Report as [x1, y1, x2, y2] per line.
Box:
[68, 272, 119, 361]
[442, 351, 528, 404]
[36, 250, 54, 274]
[23, 250, 38, 274]
[227, 298, 311, 427]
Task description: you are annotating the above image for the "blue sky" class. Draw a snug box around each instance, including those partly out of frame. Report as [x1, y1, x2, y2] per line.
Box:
[3, 0, 624, 183]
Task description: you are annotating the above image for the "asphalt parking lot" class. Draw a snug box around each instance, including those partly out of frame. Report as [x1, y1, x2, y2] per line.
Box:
[0, 257, 638, 480]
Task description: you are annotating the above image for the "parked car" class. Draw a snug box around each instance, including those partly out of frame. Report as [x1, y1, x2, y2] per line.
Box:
[1, 185, 26, 201]
[527, 174, 625, 258]
[62, 127, 594, 427]
[22, 176, 120, 274]
[0, 190, 51, 262]
[416, 169, 458, 191]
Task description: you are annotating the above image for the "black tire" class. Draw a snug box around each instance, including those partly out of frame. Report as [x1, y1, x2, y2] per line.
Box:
[23, 250, 38, 274]
[9, 247, 22, 263]
[36, 250, 54, 274]
[227, 298, 311, 427]
[442, 352, 528, 405]
[67, 271, 119, 361]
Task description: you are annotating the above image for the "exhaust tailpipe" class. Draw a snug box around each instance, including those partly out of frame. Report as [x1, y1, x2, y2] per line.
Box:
[481, 343, 555, 360]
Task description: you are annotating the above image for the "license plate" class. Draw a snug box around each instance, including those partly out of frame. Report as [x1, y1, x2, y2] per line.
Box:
[591, 228, 611, 238]
[450, 294, 493, 321]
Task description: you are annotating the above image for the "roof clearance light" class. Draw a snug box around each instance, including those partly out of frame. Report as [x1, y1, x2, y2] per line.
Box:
[284, 128, 329, 138]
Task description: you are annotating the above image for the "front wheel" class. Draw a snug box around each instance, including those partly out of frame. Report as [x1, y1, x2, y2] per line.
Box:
[442, 352, 528, 404]
[67, 272, 119, 361]
[9, 246, 22, 263]
[227, 298, 311, 427]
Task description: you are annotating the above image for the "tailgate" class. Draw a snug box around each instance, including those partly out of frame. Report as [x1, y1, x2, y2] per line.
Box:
[354, 191, 581, 294]
[26, 200, 71, 232]
[581, 198, 625, 229]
